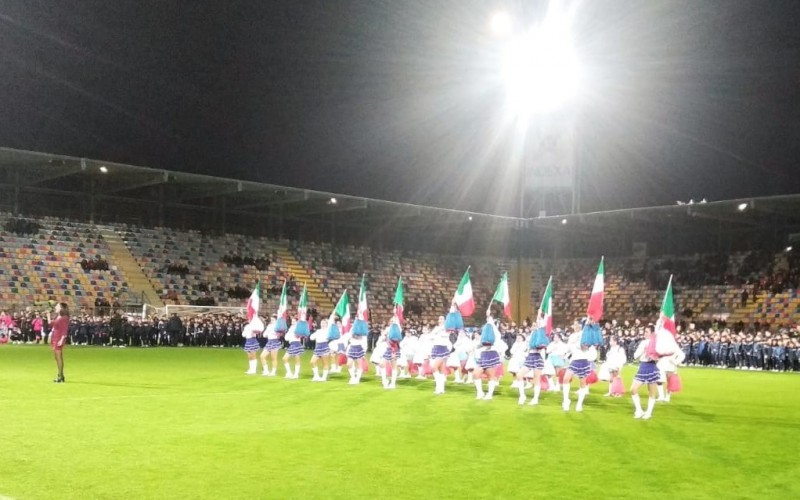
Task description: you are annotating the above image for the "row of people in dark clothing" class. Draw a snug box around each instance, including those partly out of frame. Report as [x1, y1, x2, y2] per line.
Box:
[3, 312, 800, 373]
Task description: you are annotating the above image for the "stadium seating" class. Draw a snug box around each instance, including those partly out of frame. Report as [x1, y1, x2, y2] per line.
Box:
[0, 214, 129, 309]
[0, 213, 796, 328]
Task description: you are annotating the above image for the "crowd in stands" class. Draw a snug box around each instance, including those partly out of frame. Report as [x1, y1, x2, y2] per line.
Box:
[222, 254, 271, 271]
[163, 263, 190, 276]
[4, 218, 42, 236]
[80, 255, 110, 271]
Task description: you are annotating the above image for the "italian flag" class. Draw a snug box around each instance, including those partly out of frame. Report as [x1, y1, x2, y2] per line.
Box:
[586, 257, 604, 322]
[356, 275, 369, 321]
[452, 267, 475, 316]
[393, 277, 404, 324]
[246, 281, 260, 321]
[492, 272, 511, 317]
[332, 290, 351, 333]
[276, 281, 288, 319]
[657, 275, 677, 339]
[296, 283, 308, 322]
[537, 276, 553, 336]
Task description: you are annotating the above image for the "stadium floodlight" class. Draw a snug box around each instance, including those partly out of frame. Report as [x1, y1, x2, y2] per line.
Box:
[737, 202, 748, 212]
[489, 11, 513, 37]
[501, 5, 580, 115]
[99, 165, 108, 173]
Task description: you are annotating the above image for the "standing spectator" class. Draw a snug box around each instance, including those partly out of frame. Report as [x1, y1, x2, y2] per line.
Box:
[49, 303, 70, 383]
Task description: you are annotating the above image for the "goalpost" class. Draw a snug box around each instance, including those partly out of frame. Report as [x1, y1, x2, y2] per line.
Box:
[142, 304, 245, 320]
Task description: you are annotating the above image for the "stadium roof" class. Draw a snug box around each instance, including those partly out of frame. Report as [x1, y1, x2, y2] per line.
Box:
[1, 147, 799, 255]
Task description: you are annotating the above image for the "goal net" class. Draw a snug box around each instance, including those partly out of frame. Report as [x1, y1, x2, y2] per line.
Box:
[142, 304, 246, 320]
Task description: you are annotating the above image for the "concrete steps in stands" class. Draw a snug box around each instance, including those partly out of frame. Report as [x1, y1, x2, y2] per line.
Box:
[273, 247, 334, 312]
[99, 228, 164, 308]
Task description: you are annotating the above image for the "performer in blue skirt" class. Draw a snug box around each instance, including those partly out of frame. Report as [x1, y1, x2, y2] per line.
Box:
[473, 310, 502, 400]
[309, 319, 332, 382]
[242, 316, 264, 375]
[282, 323, 303, 379]
[631, 325, 660, 420]
[562, 319, 598, 412]
[347, 329, 367, 385]
[260, 315, 281, 376]
[429, 316, 452, 395]
[381, 318, 403, 389]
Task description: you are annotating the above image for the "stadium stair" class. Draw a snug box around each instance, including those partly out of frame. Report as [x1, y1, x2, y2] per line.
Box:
[273, 246, 335, 312]
[99, 228, 164, 307]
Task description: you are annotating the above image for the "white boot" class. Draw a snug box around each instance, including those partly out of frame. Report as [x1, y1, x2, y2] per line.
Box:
[474, 380, 485, 399]
[576, 387, 588, 412]
[529, 385, 541, 406]
[632, 394, 644, 418]
[484, 381, 497, 400]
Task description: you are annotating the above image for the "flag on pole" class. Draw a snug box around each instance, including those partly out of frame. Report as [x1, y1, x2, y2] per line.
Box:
[529, 276, 553, 348]
[294, 283, 310, 336]
[352, 275, 369, 336]
[491, 272, 511, 317]
[332, 290, 351, 334]
[537, 276, 553, 336]
[393, 277, 404, 324]
[274, 281, 288, 333]
[246, 281, 261, 322]
[657, 275, 677, 339]
[653, 275, 679, 356]
[452, 267, 475, 316]
[586, 257, 604, 322]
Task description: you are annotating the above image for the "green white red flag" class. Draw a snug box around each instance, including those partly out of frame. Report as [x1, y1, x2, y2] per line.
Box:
[453, 267, 475, 316]
[491, 272, 511, 317]
[586, 257, 604, 322]
[246, 281, 260, 322]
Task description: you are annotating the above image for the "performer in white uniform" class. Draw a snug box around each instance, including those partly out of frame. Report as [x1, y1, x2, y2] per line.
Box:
[428, 316, 452, 395]
[260, 316, 281, 376]
[562, 320, 598, 412]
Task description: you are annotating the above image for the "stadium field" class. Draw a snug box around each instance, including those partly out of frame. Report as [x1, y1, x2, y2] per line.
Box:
[1, 345, 797, 500]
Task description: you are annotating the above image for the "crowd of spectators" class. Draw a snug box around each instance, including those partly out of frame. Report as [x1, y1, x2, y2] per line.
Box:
[80, 255, 110, 271]
[163, 263, 190, 276]
[222, 254, 271, 271]
[4, 218, 41, 236]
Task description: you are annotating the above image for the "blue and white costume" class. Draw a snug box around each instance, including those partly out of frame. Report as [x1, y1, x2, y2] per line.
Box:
[310, 327, 330, 357]
[263, 321, 282, 352]
[633, 340, 661, 384]
[430, 325, 452, 360]
[285, 325, 304, 356]
[242, 321, 260, 353]
[566, 331, 597, 379]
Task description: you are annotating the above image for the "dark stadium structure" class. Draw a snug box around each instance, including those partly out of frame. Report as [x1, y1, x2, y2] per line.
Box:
[1, 147, 798, 258]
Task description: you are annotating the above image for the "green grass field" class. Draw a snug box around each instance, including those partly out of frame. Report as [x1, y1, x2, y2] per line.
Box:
[1, 345, 798, 500]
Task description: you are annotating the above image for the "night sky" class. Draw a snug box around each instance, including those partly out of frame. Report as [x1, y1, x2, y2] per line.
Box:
[1, 0, 799, 215]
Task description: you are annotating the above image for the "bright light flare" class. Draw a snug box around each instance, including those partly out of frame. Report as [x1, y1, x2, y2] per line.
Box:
[737, 202, 748, 212]
[502, 8, 580, 115]
[99, 165, 108, 173]
[489, 11, 513, 37]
